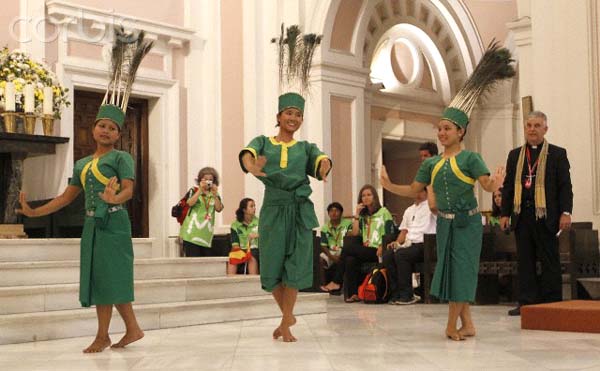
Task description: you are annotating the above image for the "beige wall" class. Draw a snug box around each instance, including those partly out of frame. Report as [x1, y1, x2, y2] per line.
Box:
[330, 0, 363, 51]
[371, 106, 439, 126]
[221, 0, 245, 224]
[463, 0, 518, 44]
[0, 1, 20, 50]
[330, 96, 354, 216]
[74, 0, 184, 26]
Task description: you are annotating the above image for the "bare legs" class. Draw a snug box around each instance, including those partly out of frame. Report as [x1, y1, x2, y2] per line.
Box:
[83, 305, 113, 353]
[112, 303, 145, 348]
[271, 284, 298, 342]
[83, 303, 143, 353]
[227, 257, 259, 275]
[445, 302, 476, 341]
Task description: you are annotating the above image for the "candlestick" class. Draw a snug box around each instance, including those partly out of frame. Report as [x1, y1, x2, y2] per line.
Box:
[24, 84, 35, 113]
[5, 82, 16, 111]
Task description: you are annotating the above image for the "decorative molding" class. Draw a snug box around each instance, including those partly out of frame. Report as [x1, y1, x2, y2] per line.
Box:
[506, 17, 532, 48]
[588, 0, 600, 215]
[46, 0, 195, 46]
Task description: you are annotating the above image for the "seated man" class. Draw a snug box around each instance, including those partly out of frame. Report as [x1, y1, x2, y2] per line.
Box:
[319, 202, 352, 290]
[383, 187, 436, 304]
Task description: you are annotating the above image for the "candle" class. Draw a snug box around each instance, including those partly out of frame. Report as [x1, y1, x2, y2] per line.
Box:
[43, 86, 53, 115]
[24, 84, 35, 113]
[5, 82, 16, 111]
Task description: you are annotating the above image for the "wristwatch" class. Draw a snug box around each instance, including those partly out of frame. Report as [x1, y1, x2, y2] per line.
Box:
[562, 211, 571, 216]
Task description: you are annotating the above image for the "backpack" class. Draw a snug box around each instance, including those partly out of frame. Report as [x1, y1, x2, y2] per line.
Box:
[358, 266, 389, 304]
[171, 187, 197, 225]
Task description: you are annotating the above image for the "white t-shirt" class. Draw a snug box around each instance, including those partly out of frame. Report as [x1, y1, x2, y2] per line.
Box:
[399, 200, 437, 243]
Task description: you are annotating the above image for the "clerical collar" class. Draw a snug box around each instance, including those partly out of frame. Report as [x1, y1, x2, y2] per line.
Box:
[527, 143, 541, 150]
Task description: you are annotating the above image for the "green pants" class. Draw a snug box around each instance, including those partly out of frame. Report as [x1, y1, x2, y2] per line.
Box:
[258, 185, 318, 292]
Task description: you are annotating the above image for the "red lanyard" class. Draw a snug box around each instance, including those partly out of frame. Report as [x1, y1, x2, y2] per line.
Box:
[200, 193, 211, 220]
[525, 147, 539, 189]
[330, 223, 342, 246]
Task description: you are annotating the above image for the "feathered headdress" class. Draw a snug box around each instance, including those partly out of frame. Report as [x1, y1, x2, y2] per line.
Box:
[97, 27, 154, 129]
[271, 24, 322, 114]
[442, 40, 515, 129]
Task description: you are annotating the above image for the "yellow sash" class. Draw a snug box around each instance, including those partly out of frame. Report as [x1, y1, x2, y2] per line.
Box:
[80, 158, 120, 191]
[430, 157, 475, 186]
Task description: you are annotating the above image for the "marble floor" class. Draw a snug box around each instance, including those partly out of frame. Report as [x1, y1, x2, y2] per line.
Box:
[1, 298, 600, 371]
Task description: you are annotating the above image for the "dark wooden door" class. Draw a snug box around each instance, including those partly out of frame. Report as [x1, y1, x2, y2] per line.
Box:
[73, 90, 149, 238]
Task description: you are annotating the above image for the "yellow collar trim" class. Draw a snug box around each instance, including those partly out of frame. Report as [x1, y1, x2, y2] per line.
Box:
[80, 157, 120, 191]
[269, 137, 297, 168]
[449, 157, 475, 185]
[430, 158, 445, 185]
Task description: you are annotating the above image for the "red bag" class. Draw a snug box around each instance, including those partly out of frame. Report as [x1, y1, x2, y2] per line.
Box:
[358, 267, 389, 304]
[171, 187, 197, 225]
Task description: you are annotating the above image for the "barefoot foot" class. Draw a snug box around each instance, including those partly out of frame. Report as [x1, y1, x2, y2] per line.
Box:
[321, 282, 340, 292]
[273, 316, 296, 340]
[445, 329, 465, 341]
[111, 329, 144, 348]
[458, 326, 476, 337]
[83, 336, 111, 353]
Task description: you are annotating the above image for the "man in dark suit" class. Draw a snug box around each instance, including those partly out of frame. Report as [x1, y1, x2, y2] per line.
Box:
[500, 111, 573, 316]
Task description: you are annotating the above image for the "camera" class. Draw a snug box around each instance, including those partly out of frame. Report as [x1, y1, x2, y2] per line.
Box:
[206, 180, 213, 187]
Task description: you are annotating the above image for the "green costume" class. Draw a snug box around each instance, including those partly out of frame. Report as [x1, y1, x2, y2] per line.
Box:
[180, 191, 222, 248]
[359, 207, 395, 248]
[239, 135, 330, 291]
[231, 216, 259, 250]
[415, 151, 490, 302]
[69, 150, 135, 307]
[320, 218, 352, 255]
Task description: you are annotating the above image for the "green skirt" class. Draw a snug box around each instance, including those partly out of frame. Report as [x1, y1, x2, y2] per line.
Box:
[430, 213, 482, 302]
[79, 209, 134, 307]
[258, 185, 318, 292]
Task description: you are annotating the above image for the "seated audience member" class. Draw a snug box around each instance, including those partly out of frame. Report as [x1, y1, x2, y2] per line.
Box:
[321, 185, 395, 302]
[383, 188, 436, 304]
[228, 198, 259, 275]
[319, 202, 352, 288]
[489, 188, 503, 226]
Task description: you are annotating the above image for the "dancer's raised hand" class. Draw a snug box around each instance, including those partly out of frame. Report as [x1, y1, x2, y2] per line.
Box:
[16, 192, 35, 217]
[319, 159, 332, 182]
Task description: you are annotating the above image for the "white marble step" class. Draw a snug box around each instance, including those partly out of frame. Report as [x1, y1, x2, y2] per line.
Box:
[0, 238, 153, 262]
[0, 257, 227, 287]
[0, 293, 328, 345]
[0, 275, 265, 315]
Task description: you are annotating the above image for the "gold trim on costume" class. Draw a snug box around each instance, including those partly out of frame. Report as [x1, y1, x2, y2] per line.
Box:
[80, 158, 120, 191]
[269, 137, 298, 168]
[449, 157, 475, 185]
[243, 147, 257, 159]
[430, 158, 445, 185]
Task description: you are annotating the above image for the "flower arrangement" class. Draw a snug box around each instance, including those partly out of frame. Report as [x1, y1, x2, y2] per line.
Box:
[0, 47, 70, 118]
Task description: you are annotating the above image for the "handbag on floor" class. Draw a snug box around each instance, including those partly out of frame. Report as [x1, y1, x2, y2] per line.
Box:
[358, 266, 389, 304]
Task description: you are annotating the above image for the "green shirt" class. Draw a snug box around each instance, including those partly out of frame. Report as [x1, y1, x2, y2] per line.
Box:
[415, 151, 489, 212]
[320, 218, 352, 255]
[240, 135, 330, 191]
[231, 216, 259, 250]
[179, 191, 222, 248]
[69, 150, 135, 211]
[359, 207, 395, 248]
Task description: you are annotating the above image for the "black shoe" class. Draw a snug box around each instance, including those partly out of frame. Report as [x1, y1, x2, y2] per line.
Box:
[508, 306, 520, 316]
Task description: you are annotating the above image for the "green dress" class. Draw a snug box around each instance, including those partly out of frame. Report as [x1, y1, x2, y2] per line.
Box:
[69, 150, 135, 307]
[239, 135, 330, 291]
[231, 216, 259, 250]
[415, 151, 490, 302]
[180, 191, 222, 248]
[320, 218, 352, 256]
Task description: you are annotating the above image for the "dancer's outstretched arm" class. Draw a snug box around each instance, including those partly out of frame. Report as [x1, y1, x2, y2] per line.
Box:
[380, 165, 426, 198]
[17, 186, 81, 217]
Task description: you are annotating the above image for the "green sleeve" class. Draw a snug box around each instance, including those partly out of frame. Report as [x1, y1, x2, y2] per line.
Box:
[69, 160, 83, 188]
[415, 157, 434, 184]
[468, 152, 491, 178]
[320, 231, 329, 247]
[383, 208, 395, 235]
[239, 136, 265, 173]
[117, 152, 136, 180]
[230, 226, 240, 247]
[306, 142, 331, 180]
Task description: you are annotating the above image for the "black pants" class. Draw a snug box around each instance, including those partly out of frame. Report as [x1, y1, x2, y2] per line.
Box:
[382, 243, 424, 301]
[515, 206, 562, 305]
[332, 242, 378, 297]
[183, 240, 215, 257]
